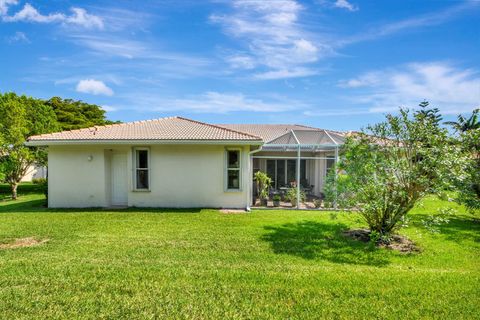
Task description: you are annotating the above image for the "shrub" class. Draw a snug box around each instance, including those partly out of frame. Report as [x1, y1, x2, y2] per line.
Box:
[254, 171, 271, 201]
[336, 103, 466, 237]
[285, 187, 305, 205]
[324, 170, 355, 209]
[32, 178, 47, 184]
[38, 179, 48, 203]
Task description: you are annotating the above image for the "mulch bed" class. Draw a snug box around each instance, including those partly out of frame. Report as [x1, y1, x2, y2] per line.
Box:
[343, 229, 420, 253]
[0, 237, 48, 250]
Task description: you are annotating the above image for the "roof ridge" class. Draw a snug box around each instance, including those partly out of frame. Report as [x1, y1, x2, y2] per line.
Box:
[294, 124, 347, 135]
[293, 124, 322, 130]
[27, 116, 180, 140]
[177, 116, 262, 140]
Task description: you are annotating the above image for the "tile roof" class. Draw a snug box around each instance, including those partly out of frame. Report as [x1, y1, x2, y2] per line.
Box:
[27, 116, 262, 143]
[217, 124, 345, 143]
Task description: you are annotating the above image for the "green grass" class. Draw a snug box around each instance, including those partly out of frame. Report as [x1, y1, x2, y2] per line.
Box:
[0, 192, 479, 319]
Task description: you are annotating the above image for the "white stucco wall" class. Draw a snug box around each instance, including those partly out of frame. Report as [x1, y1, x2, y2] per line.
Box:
[48, 146, 110, 208]
[47, 144, 250, 208]
[21, 165, 47, 182]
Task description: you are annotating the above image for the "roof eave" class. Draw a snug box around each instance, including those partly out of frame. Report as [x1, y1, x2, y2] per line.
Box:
[25, 139, 264, 147]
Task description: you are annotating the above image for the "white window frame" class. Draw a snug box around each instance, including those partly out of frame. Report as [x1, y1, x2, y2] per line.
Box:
[225, 148, 242, 192]
[133, 147, 151, 192]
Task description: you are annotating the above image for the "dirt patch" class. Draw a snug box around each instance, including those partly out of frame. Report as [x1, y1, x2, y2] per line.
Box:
[220, 209, 248, 214]
[343, 229, 419, 253]
[0, 237, 48, 250]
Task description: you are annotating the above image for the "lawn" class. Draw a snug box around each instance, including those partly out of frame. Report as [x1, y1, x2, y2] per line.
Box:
[0, 190, 479, 319]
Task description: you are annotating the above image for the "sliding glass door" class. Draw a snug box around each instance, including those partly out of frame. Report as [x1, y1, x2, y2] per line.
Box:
[265, 159, 306, 189]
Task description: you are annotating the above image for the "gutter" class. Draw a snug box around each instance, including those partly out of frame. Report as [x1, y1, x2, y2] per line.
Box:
[25, 139, 263, 147]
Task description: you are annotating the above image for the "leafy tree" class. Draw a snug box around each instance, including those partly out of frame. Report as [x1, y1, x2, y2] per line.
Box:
[45, 97, 119, 130]
[444, 109, 480, 132]
[455, 127, 480, 212]
[416, 100, 442, 126]
[0, 93, 59, 199]
[444, 109, 480, 212]
[334, 104, 466, 239]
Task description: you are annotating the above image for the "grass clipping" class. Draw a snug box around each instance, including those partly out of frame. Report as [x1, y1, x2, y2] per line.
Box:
[0, 237, 48, 250]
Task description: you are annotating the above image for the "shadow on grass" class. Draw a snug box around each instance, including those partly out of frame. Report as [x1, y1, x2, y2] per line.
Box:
[261, 221, 390, 267]
[412, 213, 480, 243]
[0, 198, 47, 212]
[0, 197, 202, 214]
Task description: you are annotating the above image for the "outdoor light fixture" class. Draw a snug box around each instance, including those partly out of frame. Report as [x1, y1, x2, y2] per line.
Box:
[87, 155, 93, 161]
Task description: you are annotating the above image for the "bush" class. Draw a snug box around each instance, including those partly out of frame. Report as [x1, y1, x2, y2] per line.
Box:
[38, 179, 48, 202]
[32, 178, 47, 184]
[336, 103, 466, 237]
[285, 187, 305, 205]
[324, 170, 355, 209]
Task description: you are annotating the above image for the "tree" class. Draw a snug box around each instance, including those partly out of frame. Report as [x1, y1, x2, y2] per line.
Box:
[455, 125, 480, 212]
[0, 93, 59, 199]
[334, 103, 465, 239]
[444, 109, 480, 132]
[45, 97, 119, 131]
[444, 109, 480, 212]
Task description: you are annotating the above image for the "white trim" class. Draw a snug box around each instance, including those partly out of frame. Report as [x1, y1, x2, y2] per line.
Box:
[290, 129, 300, 144]
[132, 147, 151, 192]
[224, 148, 242, 192]
[253, 156, 335, 160]
[25, 139, 263, 146]
[323, 129, 339, 146]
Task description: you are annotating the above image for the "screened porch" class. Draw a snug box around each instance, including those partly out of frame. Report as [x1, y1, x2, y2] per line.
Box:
[249, 129, 345, 209]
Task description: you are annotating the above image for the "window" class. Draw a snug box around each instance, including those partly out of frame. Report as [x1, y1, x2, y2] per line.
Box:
[287, 160, 296, 185]
[266, 160, 276, 188]
[134, 148, 149, 190]
[276, 160, 286, 187]
[226, 150, 241, 190]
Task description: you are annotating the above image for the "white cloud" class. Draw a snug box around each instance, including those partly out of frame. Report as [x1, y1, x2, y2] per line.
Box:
[341, 62, 480, 114]
[76, 79, 114, 96]
[65, 8, 103, 29]
[69, 35, 145, 59]
[334, 0, 358, 12]
[145, 91, 303, 114]
[2, 3, 103, 29]
[3, 3, 64, 23]
[101, 105, 117, 112]
[254, 67, 318, 80]
[211, 0, 327, 80]
[226, 55, 256, 69]
[339, 1, 478, 46]
[0, 0, 17, 15]
[6, 30, 29, 43]
[338, 72, 381, 88]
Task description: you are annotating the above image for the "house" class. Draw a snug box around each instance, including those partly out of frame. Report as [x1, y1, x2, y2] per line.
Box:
[21, 165, 47, 182]
[26, 116, 344, 209]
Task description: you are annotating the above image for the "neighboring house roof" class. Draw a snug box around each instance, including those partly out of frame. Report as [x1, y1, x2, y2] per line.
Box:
[217, 124, 345, 143]
[27, 116, 262, 145]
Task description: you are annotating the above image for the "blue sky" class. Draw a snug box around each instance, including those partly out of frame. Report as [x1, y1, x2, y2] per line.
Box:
[0, 0, 479, 131]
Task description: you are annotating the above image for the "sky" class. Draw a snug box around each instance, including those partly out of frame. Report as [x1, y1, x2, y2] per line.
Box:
[0, 0, 479, 131]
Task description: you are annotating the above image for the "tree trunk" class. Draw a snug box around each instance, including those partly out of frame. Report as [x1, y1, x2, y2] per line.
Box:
[11, 183, 18, 200]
